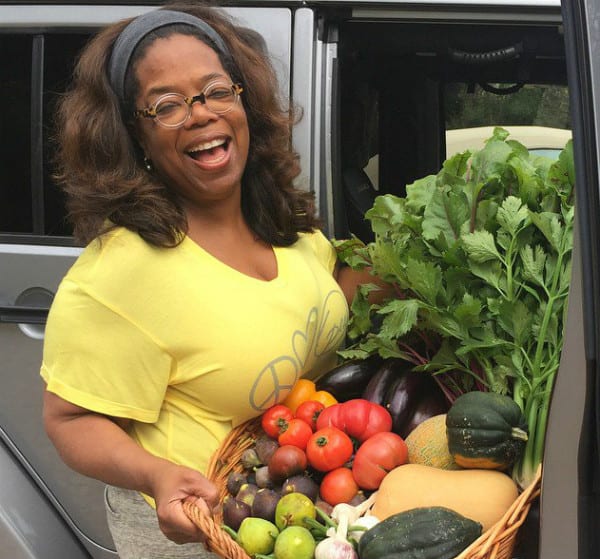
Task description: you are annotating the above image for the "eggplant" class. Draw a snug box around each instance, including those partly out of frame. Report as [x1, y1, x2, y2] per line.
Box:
[399, 376, 449, 437]
[383, 370, 451, 438]
[361, 359, 411, 405]
[315, 355, 382, 401]
[383, 371, 425, 434]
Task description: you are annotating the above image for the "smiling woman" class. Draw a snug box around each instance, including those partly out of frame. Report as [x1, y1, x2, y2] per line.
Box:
[38, 2, 369, 558]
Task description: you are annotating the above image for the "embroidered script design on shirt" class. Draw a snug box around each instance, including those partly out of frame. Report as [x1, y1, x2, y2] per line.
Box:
[249, 289, 348, 411]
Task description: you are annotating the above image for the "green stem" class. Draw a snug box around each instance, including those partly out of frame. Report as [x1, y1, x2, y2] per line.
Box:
[221, 525, 238, 541]
[315, 506, 337, 529]
[303, 516, 330, 538]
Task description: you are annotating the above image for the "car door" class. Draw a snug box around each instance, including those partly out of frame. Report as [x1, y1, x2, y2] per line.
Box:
[543, 1, 600, 558]
[0, 4, 294, 557]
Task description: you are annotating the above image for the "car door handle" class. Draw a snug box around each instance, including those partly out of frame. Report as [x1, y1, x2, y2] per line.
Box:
[0, 304, 49, 324]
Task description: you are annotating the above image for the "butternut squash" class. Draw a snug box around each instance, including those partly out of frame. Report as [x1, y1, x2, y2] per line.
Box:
[371, 463, 518, 531]
[404, 414, 460, 469]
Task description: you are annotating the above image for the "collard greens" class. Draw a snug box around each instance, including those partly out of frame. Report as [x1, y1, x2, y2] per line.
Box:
[334, 127, 575, 486]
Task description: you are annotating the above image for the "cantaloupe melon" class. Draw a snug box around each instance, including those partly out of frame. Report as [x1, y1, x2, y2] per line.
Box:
[404, 414, 460, 469]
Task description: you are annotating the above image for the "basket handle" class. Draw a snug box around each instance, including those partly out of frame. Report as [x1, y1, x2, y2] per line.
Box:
[183, 499, 251, 559]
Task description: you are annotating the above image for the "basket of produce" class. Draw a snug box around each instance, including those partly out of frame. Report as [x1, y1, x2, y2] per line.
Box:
[183, 365, 542, 559]
[183, 128, 571, 557]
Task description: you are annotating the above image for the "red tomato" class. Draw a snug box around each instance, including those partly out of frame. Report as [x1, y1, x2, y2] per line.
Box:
[295, 400, 325, 431]
[306, 426, 354, 472]
[278, 418, 313, 449]
[261, 404, 294, 439]
[352, 431, 408, 490]
[319, 467, 359, 506]
[316, 399, 392, 442]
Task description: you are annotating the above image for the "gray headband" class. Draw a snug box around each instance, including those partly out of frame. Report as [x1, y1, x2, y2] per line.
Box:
[108, 9, 231, 106]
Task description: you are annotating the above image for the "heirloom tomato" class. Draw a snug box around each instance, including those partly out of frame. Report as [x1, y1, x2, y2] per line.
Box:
[351, 431, 408, 490]
[261, 404, 294, 438]
[316, 399, 392, 442]
[306, 426, 353, 472]
[319, 467, 359, 506]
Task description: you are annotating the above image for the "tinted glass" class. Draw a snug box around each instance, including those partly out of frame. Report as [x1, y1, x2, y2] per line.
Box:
[0, 35, 32, 234]
[0, 32, 88, 239]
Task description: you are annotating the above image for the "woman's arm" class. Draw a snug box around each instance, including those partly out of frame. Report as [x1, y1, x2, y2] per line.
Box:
[43, 389, 218, 544]
[335, 264, 395, 307]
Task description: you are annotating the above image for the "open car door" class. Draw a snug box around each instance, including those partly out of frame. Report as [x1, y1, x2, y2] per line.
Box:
[541, 0, 600, 558]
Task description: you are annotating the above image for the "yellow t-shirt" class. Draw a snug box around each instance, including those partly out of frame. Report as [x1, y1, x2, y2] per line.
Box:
[40, 227, 348, 503]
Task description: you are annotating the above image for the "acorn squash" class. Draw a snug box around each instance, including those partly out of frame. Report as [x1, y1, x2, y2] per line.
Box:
[445, 391, 528, 470]
[358, 506, 482, 559]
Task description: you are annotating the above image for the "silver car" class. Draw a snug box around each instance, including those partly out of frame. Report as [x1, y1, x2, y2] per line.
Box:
[0, 1, 597, 558]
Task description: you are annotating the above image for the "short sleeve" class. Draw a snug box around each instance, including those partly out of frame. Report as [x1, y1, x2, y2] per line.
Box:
[304, 230, 338, 274]
[40, 279, 172, 422]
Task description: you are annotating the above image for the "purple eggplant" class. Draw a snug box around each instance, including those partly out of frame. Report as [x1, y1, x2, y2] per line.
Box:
[361, 359, 410, 405]
[383, 371, 426, 434]
[363, 359, 450, 438]
[315, 355, 383, 401]
[399, 376, 449, 437]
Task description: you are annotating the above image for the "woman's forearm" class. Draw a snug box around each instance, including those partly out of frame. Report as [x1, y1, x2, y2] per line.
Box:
[43, 389, 170, 495]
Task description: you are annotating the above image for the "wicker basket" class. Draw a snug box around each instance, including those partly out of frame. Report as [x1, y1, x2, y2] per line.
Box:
[183, 419, 542, 559]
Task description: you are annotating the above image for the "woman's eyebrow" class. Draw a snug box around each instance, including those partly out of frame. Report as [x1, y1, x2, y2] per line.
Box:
[144, 73, 227, 99]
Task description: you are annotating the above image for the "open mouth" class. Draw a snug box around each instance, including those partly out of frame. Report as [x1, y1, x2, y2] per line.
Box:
[186, 137, 230, 165]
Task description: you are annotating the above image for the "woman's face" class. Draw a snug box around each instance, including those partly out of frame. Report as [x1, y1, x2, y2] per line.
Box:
[134, 33, 250, 210]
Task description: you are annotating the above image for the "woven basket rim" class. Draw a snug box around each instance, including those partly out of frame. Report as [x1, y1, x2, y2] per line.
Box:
[184, 418, 543, 559]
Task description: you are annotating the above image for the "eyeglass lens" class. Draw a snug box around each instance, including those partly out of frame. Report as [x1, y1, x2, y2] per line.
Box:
[155, 82, 237, 126]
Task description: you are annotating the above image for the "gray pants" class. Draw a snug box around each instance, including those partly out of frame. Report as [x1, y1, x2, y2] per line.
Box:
[104, 485, 221, 559]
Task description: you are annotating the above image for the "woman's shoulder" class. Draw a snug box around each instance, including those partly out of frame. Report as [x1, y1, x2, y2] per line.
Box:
[67, 227, 168, 284]
[295, 229, 337, 272]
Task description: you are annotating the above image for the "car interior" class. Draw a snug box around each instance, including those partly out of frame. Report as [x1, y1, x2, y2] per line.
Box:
[333, 17, 569, 243]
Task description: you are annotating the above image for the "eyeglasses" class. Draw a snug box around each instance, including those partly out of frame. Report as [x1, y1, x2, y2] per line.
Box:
[134, 81, 243, 129]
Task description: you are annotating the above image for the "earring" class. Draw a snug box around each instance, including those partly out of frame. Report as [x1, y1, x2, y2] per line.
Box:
[143, 157, 153, 172]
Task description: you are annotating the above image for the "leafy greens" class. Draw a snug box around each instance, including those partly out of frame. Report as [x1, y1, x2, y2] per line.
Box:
[334, 127, 575, 488]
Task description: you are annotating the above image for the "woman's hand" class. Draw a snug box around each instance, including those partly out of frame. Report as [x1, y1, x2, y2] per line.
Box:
[43, 389, 219, 545]
[149, 461, 220, 545]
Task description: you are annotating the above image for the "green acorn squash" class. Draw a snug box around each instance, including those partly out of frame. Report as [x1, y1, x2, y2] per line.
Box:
[358, 506, 482, 559]
[446, 391, 529, 470]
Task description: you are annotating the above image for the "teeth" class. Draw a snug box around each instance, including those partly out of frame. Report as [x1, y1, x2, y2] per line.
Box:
[188, 138, 226, 153]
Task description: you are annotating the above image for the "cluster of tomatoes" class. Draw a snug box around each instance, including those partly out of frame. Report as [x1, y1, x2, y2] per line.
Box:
[260, 379, 409, 506]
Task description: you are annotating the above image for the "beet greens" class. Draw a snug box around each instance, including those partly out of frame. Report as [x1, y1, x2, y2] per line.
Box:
[334, 128, 575, 488]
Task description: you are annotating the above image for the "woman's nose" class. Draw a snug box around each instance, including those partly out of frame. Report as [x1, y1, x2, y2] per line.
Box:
[184, 100, 218, 127]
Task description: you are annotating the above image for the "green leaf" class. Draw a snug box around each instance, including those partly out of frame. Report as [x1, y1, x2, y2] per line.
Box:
[496, 196, 530, 235]
[405, 258, 443, 305]
[462, 230, 503, 264]
[422, 187, 470, 245]
[454, 293, 483, 329]
[529, 211, 563, 252]
[405, 175, 437, 213]
[469, 260, 505, 294]
[332, 237, 371, 269]
[368, 238, 408, 284]
[496, 299, 533, 346]
[377, 298, 421, 339]
[346, 285, 372, 339]
[365, 195, 408, 237]
[520, 244, 547, 286]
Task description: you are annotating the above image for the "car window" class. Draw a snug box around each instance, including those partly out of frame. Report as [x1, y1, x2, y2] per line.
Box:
[0, 32, 90, 240]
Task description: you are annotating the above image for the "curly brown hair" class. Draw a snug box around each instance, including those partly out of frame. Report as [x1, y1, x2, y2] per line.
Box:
[54, 0, 320, 247]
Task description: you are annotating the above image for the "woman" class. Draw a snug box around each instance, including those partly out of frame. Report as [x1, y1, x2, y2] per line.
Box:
[41, 2, 377, 557]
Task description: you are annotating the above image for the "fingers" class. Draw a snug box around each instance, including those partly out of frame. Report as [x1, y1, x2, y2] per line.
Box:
[157, 499, 208, 545]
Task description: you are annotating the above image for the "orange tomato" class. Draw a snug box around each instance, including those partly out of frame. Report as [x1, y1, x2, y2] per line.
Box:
[282, 379, 337, 413]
